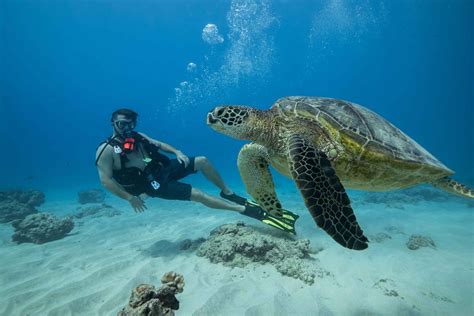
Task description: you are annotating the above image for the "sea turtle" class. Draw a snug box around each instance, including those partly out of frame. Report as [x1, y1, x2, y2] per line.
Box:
[206, 96, 473, 250]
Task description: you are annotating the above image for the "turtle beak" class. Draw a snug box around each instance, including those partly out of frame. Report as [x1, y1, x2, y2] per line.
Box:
[206, 111, 218, 125]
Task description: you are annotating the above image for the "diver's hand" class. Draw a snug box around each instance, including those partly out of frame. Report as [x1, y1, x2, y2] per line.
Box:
[176, 151, 190, 167]
[128, 195, 147, 213]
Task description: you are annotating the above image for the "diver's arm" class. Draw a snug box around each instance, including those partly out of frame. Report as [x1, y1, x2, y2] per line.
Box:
[138, 132, 190, 166]
[95, 145, 134, 201]
[100, 174, 134, 201]
[138, 132, 182, 155]
[95, 144, 147, 212]
[158, 142, 182, 155]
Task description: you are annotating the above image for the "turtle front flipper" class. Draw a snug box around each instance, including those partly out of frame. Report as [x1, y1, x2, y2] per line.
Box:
[237, 143, 285, 217]
[287, 134, 369, 250]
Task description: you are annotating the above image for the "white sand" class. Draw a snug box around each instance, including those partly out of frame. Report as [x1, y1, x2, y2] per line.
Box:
[0, 188, 473, 315]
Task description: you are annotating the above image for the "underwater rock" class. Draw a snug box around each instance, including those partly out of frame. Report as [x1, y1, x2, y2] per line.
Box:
[11, 213, 74, 244]
[196, 222, 328, 285]
[373, 279, 403, 299]
[74, 203, 121, 219]
[118, 272, 185, 316]
[406, 235, 436, 250]
[78, 189, 106, 204]
[422, 291, 455, 304]
[0, 199, 37, 223]
[160, 271, 185, 294]
[0, 189, 45, 207]
[369, 232, 392, 243]
[0, 190, 47, 223]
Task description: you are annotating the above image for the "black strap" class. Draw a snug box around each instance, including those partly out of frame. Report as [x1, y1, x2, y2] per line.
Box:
[95, 132, 169, 167]
[95, 135, 120, 166]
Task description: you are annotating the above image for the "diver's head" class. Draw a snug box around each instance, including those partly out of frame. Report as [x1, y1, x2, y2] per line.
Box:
[111, 108, 137, 138]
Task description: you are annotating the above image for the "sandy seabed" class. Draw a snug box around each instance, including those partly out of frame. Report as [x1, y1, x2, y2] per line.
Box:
[0, 186, 473, 316]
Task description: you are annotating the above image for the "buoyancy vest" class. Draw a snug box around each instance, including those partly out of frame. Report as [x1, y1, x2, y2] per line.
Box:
[96, 132, 170, 195]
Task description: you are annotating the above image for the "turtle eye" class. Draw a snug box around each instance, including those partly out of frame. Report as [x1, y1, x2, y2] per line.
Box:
[239, 110, 249, 120]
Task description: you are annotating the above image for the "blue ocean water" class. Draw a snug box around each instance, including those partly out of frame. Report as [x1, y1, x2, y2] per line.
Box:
[1, 0, 473, 191]
[1, 2, 474, 315]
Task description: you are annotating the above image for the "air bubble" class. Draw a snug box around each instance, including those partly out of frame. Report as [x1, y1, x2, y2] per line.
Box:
[202, 23, 224, 45]
[186, 62, 197, 73]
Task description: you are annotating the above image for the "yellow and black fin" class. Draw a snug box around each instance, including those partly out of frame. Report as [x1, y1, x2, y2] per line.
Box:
[242, 200, 299, 235]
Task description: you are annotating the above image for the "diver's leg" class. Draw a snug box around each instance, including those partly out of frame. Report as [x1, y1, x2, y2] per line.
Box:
[194, 156, 233, 194]
[190, 188, 244, 212]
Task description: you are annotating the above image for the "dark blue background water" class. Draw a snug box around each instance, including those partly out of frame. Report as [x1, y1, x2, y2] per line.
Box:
[1, 0, 473, 191]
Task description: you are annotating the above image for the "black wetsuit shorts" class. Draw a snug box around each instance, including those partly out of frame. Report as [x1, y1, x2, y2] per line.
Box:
[145, 157, 197, 201]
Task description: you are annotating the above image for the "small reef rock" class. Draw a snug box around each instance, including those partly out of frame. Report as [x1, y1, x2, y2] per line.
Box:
[0, 189, 45, 223]
[0, 189, 45, 207]
[73, 203, 121, 219]
[373, 279, 402, 299]
[118, 272, 185, 316]
[78, 189, 106, 204]
[196, 222, 328, 285]
[11, 213, 74, 244]
[406, 235, 436, 250]
[369, 232, 392, 243]
[0, 200, 37, 223]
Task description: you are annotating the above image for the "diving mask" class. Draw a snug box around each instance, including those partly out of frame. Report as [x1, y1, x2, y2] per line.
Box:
[114, 119, 136, 130]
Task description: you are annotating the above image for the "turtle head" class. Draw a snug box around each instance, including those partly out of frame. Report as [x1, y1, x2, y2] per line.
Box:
[207, 105, 261, 140]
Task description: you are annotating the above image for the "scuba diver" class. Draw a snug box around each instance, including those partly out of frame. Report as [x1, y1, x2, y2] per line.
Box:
[95, 108, 298, 234]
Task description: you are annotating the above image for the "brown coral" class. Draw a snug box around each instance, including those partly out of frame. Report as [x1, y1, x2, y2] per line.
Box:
[117, 272, 185, 316]
[161, 272, 185, 294]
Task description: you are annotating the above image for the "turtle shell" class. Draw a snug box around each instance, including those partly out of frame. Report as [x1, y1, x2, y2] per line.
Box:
[272, 96, 452, 172]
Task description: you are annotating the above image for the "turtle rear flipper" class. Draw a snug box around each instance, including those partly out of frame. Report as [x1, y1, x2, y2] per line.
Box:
[287, 134, 369, 250]
[432, 177, 474, 199]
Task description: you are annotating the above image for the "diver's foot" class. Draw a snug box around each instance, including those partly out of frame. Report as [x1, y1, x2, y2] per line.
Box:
[241, 201, 266, 220]
[241, 201, 297, 235]
[220, 191, 247, 206]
